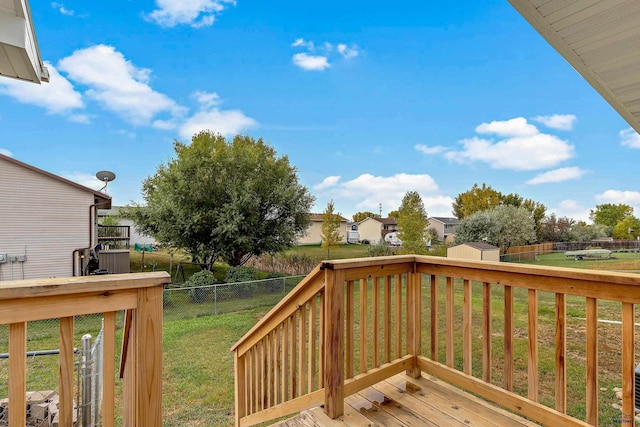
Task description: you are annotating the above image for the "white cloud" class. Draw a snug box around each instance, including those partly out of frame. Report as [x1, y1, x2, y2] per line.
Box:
[532, 114, 577, 131]
[446, 118, 574, 171]
[526, 167, 586, 185]
[178, 108, 256, 139]
[313, 173, 453, 217]
[193, 91, 221, 108]
[291, 38, 314, 50]
[61, 172, 104, 191]
[415, 144, 448, 155]
[147, 0, 235, 28]
[58, 45, 186, 126]
[0, 62, 84, 117]
[292, 53, 330, 71]
[51, 2, 75, 16]
[0, 149, 13, 157]
[313, 176, 341, 191]
[337, 44, 359, 59]
[475, 117, 539, 137]
[596, 190, 640, 206]
[620, 128, 640, 148]
[553, 199, 589, 222]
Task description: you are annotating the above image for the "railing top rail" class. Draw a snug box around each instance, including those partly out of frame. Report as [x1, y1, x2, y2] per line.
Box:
[0, 272, 170, 300]
[231, 265, 323, 353]
[321, 255, 416, 270]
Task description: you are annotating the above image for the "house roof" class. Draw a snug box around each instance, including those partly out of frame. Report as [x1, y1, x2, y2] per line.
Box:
[453, 242, 499, 251]
[0, 153, 111, 207]
[309, 213, 348, 222]
[0, 0, 49, 83]
[509, 0, 640, 134]
[429, 217, 459, 225]
[378, 217, 397, 226]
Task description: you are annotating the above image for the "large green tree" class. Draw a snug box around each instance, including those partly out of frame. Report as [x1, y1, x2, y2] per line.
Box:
[397, 191, 429, 254]
[454, 205, 536, 252]
[612, 216, 640, 240]
[123, 132, 315, 268]
[539, 214, 575, 242]
[589, 203, 634, 229]
[321, 200, 343, 259]
[352, 211, 380, 223]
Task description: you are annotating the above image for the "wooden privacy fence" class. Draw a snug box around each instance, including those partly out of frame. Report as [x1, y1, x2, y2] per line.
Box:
[0, 272, 168, 427]
[232, 255, 640, 427]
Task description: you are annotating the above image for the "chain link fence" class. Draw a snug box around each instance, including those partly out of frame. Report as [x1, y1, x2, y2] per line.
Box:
[0, 275, 304, 425]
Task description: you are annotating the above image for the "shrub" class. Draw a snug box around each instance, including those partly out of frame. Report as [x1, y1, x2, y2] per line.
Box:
[367, 240, 394, 257]
[183, 270, 220, 303]
[226, 266, 257, 298]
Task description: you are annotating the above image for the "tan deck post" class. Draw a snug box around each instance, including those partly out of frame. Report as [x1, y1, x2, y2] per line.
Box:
[136, 285, 163, 426]
[324, 266, 344, 419]
[406, 262, 421, 378]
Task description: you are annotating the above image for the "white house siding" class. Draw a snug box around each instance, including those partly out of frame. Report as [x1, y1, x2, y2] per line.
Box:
[0, 159, 95, 280]
[357, 218, 383, 244]
[298, 219, 348, 245]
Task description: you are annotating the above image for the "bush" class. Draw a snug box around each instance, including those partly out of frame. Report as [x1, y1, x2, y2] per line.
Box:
[183, 270, 220, 303]
[367, 240, 394, 257]
[226, 266, 257, 298]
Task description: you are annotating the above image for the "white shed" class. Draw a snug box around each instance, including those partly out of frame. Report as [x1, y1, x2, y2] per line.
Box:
[0, 154, 111, 280]
[447, 242, 500, 262]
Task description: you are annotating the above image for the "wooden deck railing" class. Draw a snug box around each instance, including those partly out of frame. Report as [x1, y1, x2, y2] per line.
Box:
[0, 272, 169, 427]
[233, 255, 640, 427]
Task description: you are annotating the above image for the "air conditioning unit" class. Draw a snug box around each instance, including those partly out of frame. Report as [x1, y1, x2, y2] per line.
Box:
[635, 364, 640, 412]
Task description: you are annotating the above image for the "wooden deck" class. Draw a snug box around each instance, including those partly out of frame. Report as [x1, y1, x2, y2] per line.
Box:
[274, 373, 539, 427]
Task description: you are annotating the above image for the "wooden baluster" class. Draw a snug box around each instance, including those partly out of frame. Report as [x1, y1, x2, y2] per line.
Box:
[431, 275, 438, 361]
[234, 351, 246, 425]
[257, 342, 263, 412]
[282, 320, 288, 403]
[384, 275, 392, 363]
[359, 278, 368, 374]
[298, 305, 307, 397]
[463, 279, 472, 375]
[289, 316, 296, 399]
[621, 302, 634, 424]
[103, 312, 116, 427]
[346, 280, 354, 379]
[319, 292, 325, 388]
[324, 268, 344, 419]
[406, 273, 411, 360]
[528, 289, 538, 402]
[372, 277, 380, 368]
[59, 317, 75, 427]
[504, 286, 514, 391]
[274, 326, 281, 405]
[446, 277, 454, 367]
[482, 282, 491, 383]
[308, 295, 317, 393]
[395, 274, 402, 359]
[9, 322, 26, 427]
[555, 293, 566, 413]
[266, 334, 272, 409]
[585, 297, 598, 425]
[407, 269, 422, 379]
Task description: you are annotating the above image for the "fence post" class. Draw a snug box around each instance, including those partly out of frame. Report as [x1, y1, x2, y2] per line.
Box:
[214, 285, 218, 315]
[82, 334, 92, 427]
[324, 266, 344, 419]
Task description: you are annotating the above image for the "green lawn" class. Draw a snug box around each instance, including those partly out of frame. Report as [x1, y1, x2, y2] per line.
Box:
[284, 243, 372, 261]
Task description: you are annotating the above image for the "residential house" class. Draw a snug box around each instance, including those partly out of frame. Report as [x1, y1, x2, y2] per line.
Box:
[98, 206, 156, 246]
[357, 217, 398, 244]
[428, 217, 460, 243]
[447, 242, 500, 262]
[297, 213, 348, 245]
[0, 154, 111, 280]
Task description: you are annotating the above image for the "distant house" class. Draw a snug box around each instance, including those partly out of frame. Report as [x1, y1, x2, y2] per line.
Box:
[447, 242, 500, 262]
[297, 213, 348, 245]
[428, 217, 460, 242]
[98, 206, 156, 246]
[357, 217, 398, 244]
[0, 154, 111, 280]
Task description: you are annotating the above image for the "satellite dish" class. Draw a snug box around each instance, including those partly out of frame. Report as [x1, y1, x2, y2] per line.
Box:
[96, 170, 116, 192]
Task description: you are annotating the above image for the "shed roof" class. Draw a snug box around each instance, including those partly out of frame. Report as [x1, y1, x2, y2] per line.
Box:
[509, 0, 640, 134]
[452, 242, 499, 251]
[0, 153, 111, 207]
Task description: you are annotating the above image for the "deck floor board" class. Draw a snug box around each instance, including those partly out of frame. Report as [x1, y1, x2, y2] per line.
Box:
[273, 373, 540, 426]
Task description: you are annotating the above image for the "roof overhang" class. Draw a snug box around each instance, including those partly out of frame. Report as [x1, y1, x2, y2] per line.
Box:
[0, 0, 49, 84]
[509, 0, 640, 134]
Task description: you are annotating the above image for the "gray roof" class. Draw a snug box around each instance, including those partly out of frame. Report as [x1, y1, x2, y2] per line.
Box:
[429, 217, 459, 225]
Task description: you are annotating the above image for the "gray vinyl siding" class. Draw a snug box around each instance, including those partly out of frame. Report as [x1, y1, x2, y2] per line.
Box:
[0, 159, 94, 280]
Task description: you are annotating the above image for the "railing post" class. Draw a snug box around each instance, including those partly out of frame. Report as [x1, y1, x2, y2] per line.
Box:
[135, 285, 163, 426]
[324, 267, 344, 419]
[406, 264, 421, 378]
[234, 351, 246, 426]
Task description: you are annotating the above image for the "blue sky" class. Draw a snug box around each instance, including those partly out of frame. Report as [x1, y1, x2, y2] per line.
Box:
[2, 0, 640, 222]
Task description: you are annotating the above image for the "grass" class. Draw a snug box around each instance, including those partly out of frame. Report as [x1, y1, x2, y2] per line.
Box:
[283, 243, 372, 262]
